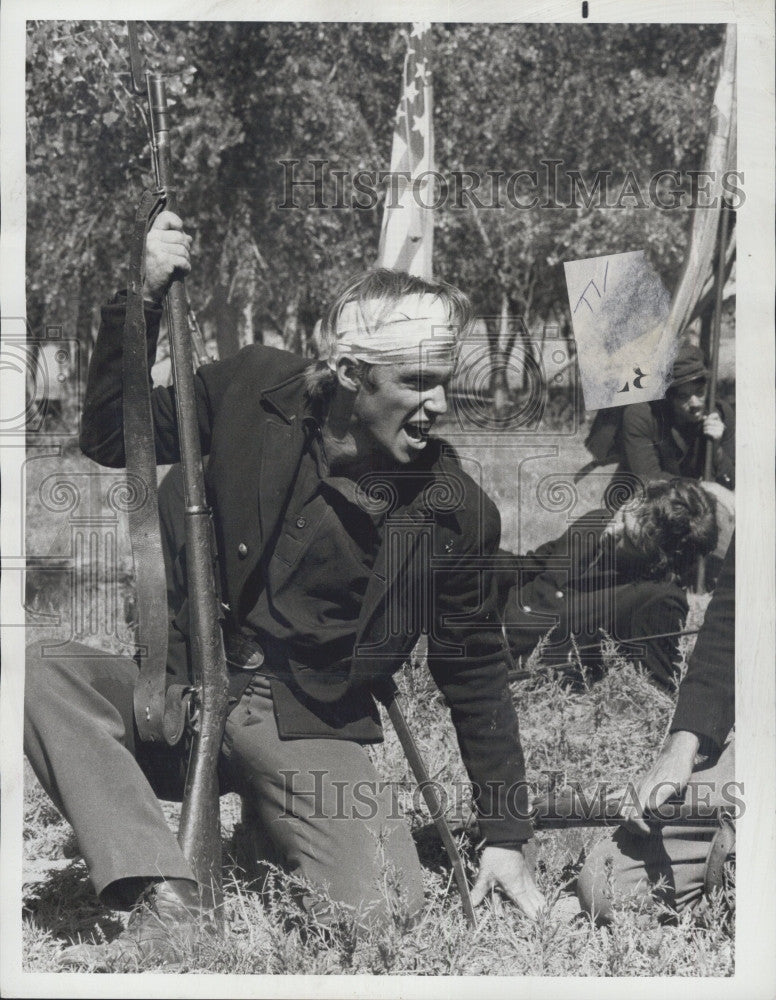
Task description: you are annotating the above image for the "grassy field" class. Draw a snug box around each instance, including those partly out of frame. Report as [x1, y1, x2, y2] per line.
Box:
[21, 411, 734, 977]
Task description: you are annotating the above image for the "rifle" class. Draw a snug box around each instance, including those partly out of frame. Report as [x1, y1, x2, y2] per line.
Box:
[376, 677, 477, 926]
[531, 787, 727, 830]
[388, 685, 725, 918]
[126, 22, 229, 917]
[505, 627, 700, 683]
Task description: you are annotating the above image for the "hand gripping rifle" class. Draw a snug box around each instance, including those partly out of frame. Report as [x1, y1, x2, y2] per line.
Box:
[125, 23, 229, 917]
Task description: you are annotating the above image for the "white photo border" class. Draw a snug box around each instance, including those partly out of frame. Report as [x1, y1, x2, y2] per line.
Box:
[2, 1, 773, 997]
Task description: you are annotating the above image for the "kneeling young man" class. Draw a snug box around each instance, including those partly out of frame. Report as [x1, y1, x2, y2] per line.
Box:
[25, 211, 542, 969]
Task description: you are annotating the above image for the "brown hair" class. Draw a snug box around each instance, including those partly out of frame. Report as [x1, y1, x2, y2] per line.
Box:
[630, 478, 719, 583]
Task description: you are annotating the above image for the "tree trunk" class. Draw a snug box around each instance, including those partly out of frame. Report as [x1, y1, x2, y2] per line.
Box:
[58, 272, 84, 432]
[490, 291, 511, 416]
[75, 277, 93, 385]
[212, 283, 240, 360]
[239, 270, 257, 349]
[512, 306, 538, 395]
[283, 291, 302, 354]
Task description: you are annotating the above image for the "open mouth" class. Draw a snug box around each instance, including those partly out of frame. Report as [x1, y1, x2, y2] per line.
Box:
[403, 421, 432, 446]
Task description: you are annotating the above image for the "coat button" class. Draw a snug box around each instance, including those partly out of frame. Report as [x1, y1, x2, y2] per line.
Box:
[237, 542, 248, 557]
[555, 590, 564, 599]
[296, 516, 307, 529]
[522, 604, 532, 613]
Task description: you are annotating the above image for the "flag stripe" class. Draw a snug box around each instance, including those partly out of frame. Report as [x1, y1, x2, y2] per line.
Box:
[377, 23, 434, 278]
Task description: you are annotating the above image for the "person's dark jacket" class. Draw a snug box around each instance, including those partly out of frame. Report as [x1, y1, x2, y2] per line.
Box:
[79, 295, 531, 843]
[500, 511, 688, 687]
[670, 534, 735, 753]
[620, 399, 735, 489]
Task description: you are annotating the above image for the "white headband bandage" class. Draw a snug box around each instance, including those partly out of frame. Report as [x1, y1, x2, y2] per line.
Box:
[321, 294, 459, 370]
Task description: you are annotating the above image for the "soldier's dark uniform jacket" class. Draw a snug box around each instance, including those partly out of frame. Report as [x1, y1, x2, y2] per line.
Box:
[584, 399, 735, 493]
[620, 399, 735, 490]
[79, 295, 532, 843]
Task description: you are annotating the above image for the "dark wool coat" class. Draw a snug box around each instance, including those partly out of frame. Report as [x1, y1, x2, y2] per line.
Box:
[79, 296, 531, 842]
[620, 399, 735, 489]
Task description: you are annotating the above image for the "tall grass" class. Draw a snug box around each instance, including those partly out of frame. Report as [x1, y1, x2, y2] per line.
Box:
[22, 645, 733, 975]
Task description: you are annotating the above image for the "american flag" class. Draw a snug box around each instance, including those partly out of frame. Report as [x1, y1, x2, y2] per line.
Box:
[376, 23, 434, 278]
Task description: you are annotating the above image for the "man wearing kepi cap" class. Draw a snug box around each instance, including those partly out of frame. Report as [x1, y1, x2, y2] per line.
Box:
[619, 341, 735, 490]
[25, 210, 543, 969]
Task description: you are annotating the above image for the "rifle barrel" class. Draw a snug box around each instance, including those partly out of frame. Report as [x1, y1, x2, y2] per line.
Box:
[532, 789, 725, 830]
[379, 679, 477, 927]
[506, 627, 700, 682]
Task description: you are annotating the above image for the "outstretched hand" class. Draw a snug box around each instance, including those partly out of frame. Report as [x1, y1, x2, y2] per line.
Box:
[470, 844, 545, 919]
[143, 210, 192, 303]
[618, 729, 700, 836]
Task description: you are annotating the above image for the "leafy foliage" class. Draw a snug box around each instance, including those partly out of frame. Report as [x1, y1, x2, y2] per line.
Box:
[26, 21, 725, 359]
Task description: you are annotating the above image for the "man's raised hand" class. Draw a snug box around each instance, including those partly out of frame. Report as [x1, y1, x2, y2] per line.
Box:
[470, 844, 545, 919]
[143, 211, 192, 304]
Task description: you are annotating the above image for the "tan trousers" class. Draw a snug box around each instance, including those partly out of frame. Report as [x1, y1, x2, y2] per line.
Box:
[576, 740, 736, 920]
[24, 642, 424, 924]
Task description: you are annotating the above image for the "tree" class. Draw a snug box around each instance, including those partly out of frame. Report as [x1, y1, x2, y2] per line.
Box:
[26, 19, 728, 402]
[431, 23, 726, 411]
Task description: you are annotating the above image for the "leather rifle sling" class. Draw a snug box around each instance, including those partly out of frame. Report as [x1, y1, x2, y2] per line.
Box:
[124, 189, 173, 743]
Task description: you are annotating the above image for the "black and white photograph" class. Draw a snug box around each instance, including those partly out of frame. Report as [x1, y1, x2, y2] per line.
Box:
[1, 1, 773, 996]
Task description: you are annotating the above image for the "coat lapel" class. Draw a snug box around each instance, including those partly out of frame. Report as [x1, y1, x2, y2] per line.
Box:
[256, 370, 315, 544]
[356, 496, 430, 656]
[355, 454, 466, 657]
[229, 371, 308, 604]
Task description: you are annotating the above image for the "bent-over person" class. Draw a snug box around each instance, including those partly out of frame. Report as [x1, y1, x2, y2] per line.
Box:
[500, 479, 719, 688]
